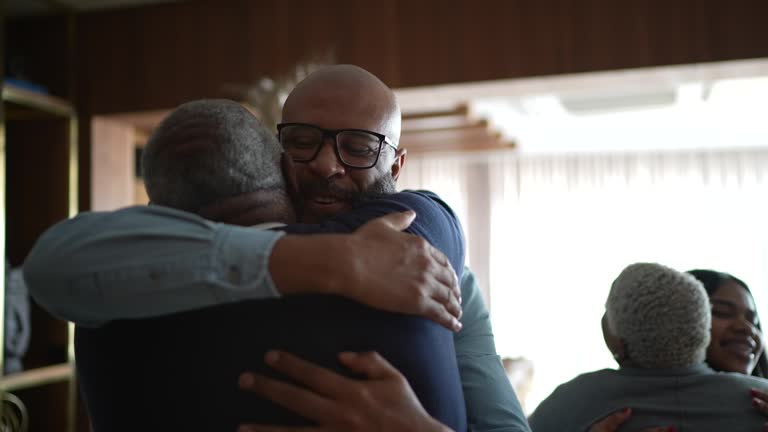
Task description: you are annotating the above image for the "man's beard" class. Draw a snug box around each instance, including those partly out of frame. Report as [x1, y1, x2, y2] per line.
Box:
[300, 172, 397, 221]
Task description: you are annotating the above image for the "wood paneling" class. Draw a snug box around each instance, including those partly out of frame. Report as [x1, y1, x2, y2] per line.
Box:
[7, 0, 768, 209]
[68, 0, 768, 115]
[5, 16, 73, 100]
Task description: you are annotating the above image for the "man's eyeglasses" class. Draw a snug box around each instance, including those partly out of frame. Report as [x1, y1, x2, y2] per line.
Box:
[277, 123, 397, 169]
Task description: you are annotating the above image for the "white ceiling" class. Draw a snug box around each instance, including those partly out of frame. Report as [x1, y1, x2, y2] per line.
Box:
[6, 0, 184, 16]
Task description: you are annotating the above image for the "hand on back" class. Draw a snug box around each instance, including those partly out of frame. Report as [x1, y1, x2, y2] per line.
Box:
[339, 211, 462, 331]
[237, 350, 453, 432]
[589, 408, 674, 432]
[206, 197, 464, 332]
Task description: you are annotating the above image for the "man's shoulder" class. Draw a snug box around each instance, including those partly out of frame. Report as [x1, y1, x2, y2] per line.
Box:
[388, 190, 454, 212]
[529, 370, 616, 431]
[355, 189, 446, 212]
[386, 190, 461, 229]
[559, 369, 616, 389]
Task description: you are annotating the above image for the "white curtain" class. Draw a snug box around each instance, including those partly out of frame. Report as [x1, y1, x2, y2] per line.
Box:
[399, 148, 768, 413]
[488, 149, 768, 412]
[398, 153, 492, 302]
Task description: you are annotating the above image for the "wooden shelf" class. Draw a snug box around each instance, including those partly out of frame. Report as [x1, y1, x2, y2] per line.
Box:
[0, 363, 74, 392]
[1, 84, 75, 118]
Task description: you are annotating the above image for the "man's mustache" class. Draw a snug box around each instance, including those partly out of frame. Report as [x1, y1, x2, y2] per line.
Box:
[301, 181, 361, 202]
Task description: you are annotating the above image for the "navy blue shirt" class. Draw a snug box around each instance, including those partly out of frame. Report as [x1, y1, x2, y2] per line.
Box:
[76, 191, 468, 432]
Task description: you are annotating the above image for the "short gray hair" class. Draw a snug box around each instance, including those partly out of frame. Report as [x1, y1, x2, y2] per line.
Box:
[142, 99, 285, 212]
[606, 262, 711, 368]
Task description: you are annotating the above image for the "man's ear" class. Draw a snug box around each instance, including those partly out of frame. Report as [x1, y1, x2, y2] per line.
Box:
[601, 313, 626, 364]
[280, 153, 299, 196]
[280, 152, 304, 220]
[390, 147, 407, 180]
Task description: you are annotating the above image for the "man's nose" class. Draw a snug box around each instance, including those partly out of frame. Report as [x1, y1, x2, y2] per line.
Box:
[309, 140, 345, 178]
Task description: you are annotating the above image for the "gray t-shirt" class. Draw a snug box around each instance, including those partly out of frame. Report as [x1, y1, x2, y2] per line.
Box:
[528, 364, 768, 432]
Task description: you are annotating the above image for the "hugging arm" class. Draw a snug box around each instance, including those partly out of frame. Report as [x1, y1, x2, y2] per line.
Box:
[24, 204, 459, 329]
[237, 350, 453, 432]
[284, 191, 466, 330]
[23, 205, 285, 327]
[588, 409, 672, 432]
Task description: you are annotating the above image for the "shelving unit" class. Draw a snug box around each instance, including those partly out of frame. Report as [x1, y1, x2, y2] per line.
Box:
[0, 82, 78, 432]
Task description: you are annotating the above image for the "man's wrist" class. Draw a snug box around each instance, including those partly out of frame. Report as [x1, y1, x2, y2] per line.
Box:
[268, 235, 350, 296]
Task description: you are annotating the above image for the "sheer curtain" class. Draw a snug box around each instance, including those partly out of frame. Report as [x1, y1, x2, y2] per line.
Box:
[396, 148, 768, 413]
[488, 149, 768, 412]
[397, 153, 492, 302]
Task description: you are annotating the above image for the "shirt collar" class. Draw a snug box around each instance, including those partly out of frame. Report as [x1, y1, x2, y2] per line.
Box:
[618, 362, 714, 377]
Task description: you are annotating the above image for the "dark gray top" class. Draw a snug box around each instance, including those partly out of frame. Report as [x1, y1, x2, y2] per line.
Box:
[528, 364, 768, 432]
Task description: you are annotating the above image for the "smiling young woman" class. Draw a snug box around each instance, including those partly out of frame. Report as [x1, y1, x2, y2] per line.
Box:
[686, 269, 767, 378]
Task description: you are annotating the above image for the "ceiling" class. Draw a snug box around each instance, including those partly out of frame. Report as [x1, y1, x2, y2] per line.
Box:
[395, 57, 768, 153]
[6, 0, 184, 16]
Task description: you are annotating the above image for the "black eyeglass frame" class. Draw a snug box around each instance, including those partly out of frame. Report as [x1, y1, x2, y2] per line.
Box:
[277, 122, 398, 169]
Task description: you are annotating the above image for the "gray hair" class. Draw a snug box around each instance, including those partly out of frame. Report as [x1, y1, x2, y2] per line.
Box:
[606, 262, 711, 369]
[142, 99, 285, 212]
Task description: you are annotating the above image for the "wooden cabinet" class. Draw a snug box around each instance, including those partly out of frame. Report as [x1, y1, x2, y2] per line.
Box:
[0, 83, 78, 432]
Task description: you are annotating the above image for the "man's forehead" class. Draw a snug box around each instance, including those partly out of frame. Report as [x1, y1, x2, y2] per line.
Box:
[283, 91, 391, 131]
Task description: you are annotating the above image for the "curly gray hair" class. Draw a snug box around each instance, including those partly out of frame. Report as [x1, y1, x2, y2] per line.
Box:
[142, 99, 285, 212]
[606, 262, 711, 369]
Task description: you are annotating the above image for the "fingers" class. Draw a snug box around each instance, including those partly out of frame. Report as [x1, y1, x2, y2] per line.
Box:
[589, 408, 631, 432]
[421, 243, 462, 325]
[369, 211, 416, 232]
[436, 289, 463, 323]
[753, 388, 768, 402]
[429, 247, 461, 303]
[752, 388, 768, 416]
[421, 260, 462, 331]
[238, 371, 335, 421]
[421, 296, 462, 332]
[337, 351, 399, 380]
[260, 351, 350, 397]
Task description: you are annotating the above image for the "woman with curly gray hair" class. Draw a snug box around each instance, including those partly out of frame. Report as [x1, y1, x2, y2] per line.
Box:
[528, 262, 768, 432]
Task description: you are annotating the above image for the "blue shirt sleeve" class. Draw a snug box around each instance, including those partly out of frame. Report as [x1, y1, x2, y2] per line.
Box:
[22, 191, 466, 327]
[456, 268, 531, 432]
[23, 205, 285, 327]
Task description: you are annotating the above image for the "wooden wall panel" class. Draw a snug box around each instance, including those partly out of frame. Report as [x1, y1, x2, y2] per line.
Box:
[6, 16, 73, 99]
[74, 0, 404, 113]
[9, 0, 768, 214]
[62, 0, 768, 114]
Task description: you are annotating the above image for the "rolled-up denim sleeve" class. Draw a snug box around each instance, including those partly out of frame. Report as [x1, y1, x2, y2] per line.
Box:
[456, 268, 531, 432]
[23, 205, 285, 327]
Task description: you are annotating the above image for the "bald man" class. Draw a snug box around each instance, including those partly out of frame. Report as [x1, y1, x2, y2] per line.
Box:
[279, 64, 405, 222]
[25, 66, 530, 432]
[224, 65, 529, 432]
